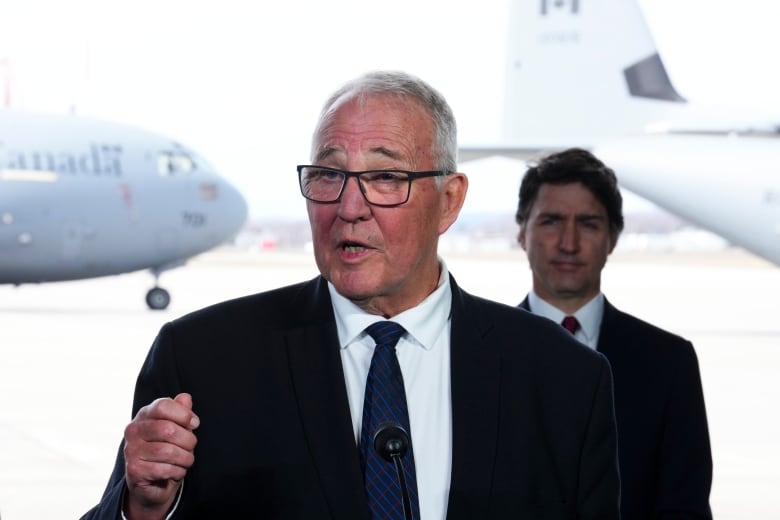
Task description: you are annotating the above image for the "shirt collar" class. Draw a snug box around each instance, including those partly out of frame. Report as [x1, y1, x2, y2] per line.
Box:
[328, 259, 452, 351]
[528, 290, 604, 343]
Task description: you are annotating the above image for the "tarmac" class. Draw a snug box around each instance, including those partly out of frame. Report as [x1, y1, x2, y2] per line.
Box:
[0, 246, 778, 519]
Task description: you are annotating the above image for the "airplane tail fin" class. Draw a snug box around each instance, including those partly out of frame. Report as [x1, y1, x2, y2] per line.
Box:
[499, 0, 686, 149]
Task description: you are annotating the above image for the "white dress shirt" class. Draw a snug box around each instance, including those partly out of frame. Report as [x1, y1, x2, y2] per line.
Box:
[527, 291, 605, 350]
[329, 260, 453, 520]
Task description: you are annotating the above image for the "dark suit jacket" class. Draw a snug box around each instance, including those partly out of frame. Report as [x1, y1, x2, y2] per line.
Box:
[520, 296, 712, 519]
[83, 276, 620, 519]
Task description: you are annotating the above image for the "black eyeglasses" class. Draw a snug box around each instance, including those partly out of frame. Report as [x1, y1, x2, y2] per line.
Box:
[297, 165, 452, 207]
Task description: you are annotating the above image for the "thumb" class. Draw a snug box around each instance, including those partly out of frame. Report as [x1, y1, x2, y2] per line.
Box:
[174, 392, 193, 410]
[174, 392, 199, 429]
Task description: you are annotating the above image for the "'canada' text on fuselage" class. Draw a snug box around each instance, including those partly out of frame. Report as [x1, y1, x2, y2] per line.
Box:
[0, 142, 124, 176]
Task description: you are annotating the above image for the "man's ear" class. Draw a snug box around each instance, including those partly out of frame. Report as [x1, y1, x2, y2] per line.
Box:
[517, 225, 528, 251]
[608, 231, 619, 255]
[438, 172, 468, 234]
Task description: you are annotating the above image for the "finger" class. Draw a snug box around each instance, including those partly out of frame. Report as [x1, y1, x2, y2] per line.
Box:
[137, 396, 199, 430]
[125, 440, 196, 476]
[124, 437, 196, 496]
[125, 418, 198, 452]
[126, 456, 191, 487]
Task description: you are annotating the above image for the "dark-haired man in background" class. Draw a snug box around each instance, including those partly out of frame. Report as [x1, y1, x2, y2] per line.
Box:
[516, 147, 712, 519]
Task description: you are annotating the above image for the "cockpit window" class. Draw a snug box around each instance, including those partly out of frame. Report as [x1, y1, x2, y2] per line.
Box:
[157, 151, 196, 176]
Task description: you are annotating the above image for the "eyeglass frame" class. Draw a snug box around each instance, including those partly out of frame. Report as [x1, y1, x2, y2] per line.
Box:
[297, 164, 453, 207]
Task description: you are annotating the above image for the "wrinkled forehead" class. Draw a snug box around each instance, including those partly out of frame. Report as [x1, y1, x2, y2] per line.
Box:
[316, 91, 428, 134]
[311, 92, 433, 158]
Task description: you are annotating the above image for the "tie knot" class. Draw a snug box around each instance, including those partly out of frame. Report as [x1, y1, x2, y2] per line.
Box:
[365, 321, 406, 349]
[561, 316, 580, 334]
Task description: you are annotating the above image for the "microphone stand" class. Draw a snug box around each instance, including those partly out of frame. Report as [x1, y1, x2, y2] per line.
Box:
[389, 448, 412, 520]
[374, 423, 414, 520]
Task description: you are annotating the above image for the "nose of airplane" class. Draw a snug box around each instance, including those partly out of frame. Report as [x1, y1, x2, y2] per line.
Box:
[217, 177, 249, 239]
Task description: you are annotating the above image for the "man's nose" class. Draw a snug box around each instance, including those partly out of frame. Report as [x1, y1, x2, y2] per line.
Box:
[337, 176, 371, 220]
[559, 222, 579, 252]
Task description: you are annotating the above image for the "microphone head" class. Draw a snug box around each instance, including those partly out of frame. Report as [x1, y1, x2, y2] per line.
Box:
[372, 422, 410, 462]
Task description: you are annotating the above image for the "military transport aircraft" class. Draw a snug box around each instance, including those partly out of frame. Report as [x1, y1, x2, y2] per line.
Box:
[0, 110, 247, 309]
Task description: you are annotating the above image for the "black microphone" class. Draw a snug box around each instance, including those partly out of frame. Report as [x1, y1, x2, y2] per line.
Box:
[373, 422, 413, 520]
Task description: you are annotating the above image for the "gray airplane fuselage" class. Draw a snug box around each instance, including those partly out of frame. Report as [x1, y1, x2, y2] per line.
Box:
[0, 111, 247, 284]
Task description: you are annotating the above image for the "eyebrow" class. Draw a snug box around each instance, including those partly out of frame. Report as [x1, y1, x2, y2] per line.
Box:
[314, 146, 341, 163]
[537, 211, 606, 222]
[368, 146, 404, 162]
[314, 145, 406, 166]
[577, 214, 606, 222]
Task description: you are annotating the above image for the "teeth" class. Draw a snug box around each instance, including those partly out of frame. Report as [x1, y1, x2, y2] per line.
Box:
[344, 245, 366, 253]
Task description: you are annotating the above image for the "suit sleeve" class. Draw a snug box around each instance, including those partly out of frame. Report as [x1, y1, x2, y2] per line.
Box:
[579, 355, 621, 520]
[656, 342, 713, 519]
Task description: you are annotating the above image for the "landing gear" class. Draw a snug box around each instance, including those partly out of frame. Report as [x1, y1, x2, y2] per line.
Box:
[146, 265, 176, 310]
[146, 286, 171, 310]
[146, 266, 171, 311]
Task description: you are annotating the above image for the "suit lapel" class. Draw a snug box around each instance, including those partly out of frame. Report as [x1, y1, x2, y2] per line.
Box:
[448, 277, 501, 512]
[286, 277, 371, 519]
[596, 298, 622, 356]
[518, 296, 531, 312]
[286, 276, 506, 517]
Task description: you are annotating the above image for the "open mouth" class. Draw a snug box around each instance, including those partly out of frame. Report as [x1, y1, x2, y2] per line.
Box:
[342, 242, 368, 254]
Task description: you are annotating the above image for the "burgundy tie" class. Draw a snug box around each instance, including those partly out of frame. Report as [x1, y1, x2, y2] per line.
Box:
[561, 316, 580, 334]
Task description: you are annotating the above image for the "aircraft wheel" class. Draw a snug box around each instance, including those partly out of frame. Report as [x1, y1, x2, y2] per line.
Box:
[146, 287, 171, 310]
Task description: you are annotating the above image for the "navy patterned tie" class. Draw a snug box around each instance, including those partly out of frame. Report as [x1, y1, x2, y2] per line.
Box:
[360, 321, 420, 520]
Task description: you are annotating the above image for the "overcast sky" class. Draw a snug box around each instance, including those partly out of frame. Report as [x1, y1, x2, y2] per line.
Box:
[2, 0, 779, 219]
